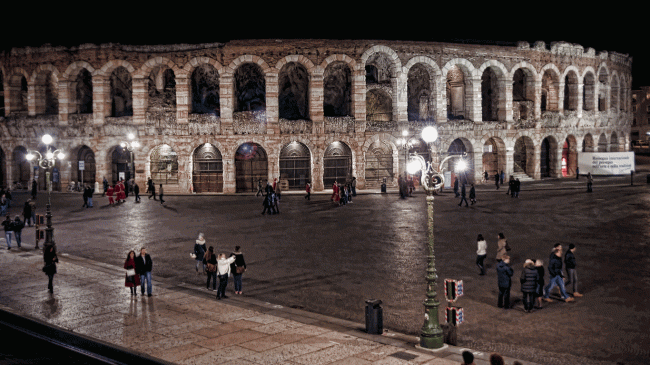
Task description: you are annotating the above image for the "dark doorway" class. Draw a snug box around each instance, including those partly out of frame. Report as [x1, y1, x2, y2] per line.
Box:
[323, 142, 352, 187]
[235, 143, 267, 193]
[112, 146, 134, 184]
[541, 138, 551, 178]
[279, 142, 311, 190]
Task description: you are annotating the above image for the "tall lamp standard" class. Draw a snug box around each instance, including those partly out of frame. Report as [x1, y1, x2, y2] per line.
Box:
[408, 126, 466, 350]
[26, 134, 66, 249]
[120, 133, 140, 183]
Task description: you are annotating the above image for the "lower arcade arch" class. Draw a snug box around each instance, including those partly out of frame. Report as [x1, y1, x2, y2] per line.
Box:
[72, 145, 96, 185]
[323, 141, 352, 187]
[150, 144, 179, 185]
[235, 142, 267, 193]
[513, 136, 535, 178]
[482, 137, 505, 177]
[447, 138, 474, 184]
[12, 146, 31, 188]
[562, 135, 578, 177]
[540, 136, 558, 178]
[111, 145, 134, 184]
[192, 143, 223, 193]
[365, 140, 393, 188]
[279, 142, 311, 190]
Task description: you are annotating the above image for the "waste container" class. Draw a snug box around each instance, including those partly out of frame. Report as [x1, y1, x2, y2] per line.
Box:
[646, 174, 650, 184]
[365, 299, 383, 334]
[381, 178, 387, 193]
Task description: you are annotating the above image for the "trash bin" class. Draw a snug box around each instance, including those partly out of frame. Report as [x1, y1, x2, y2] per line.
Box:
[381, 178, 387, 193]
[646, 174, 650, 184]
[365, 299, 383, 334]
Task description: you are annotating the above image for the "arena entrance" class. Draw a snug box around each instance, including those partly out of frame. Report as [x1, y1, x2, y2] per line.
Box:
[279, 142, 311, 190]
[448, 138, 473, 184]
[12, 146, 31, 188]
[150, 144, 178, 185]
[111, 146, 134, 184]
[74, 146, 96, 185]
[235, 142, 267, 193]
[192, 143, 223, 193]
[323, 141, 352, 187]
[514, 136, 534, 178]
[482, 137, 504, 177]
[562, 136, 578, 177]
[365, 140, 393, 188]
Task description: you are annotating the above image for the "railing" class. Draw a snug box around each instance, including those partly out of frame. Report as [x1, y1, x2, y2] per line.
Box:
[279, 118, 312, 134]
[233, 111, 267, 134]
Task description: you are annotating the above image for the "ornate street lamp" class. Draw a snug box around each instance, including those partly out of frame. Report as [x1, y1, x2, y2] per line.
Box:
[408, 126, 466, 350]
[26, 134, 65, 249]
[120, 133, 140, 183]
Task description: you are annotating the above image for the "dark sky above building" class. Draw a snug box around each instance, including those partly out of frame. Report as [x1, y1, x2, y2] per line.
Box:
[3, 5, 646, 88]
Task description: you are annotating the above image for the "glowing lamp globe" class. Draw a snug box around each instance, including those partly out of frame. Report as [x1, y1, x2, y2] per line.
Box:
[421, 126, 438, 143]
[407, 159, 423, 175]
[42, 134, 53, 145]
[456, 160, 467, 172]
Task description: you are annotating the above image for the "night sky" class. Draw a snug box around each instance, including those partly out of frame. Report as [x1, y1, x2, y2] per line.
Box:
[2, 6, 646, 88]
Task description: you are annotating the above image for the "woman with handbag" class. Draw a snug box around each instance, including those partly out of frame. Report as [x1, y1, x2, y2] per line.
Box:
[496, 232, 509, 262]
[204, 246, 217, 291]
[230, 246, 247, 295]
[43, 245, 58, 293]
[124, 250, 141, 295]
[194, 233, 207, 274]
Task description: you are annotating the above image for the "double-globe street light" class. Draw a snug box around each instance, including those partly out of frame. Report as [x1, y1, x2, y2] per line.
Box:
[120, 133, 140, 184]
[407, 126, 467, 350]
[26, 134, 66, 249]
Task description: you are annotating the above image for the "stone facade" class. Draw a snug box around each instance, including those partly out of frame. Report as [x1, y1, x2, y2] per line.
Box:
[0, 39, 633, 193]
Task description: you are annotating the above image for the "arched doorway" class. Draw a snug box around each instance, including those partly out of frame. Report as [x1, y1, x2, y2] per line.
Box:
[365, 140, 393, 188]
[540, 138, 551, 178]
[562, 136, 578, 177]
[582, 134, 594, 152]
[235, 142, 267, 193]
[448, 139, 473, 184]
[514, 137, 534, 178]
[150, 144, 178, 185]
[279, 142, 311, 190]
[75, 146, 96, 185]
[482, 138, 504, 177]
[598, 134, 608, 152]
[323, 142, 352, 187]
[12, 146, 31, 188]
[111, 146, 134, 184]
[192, 143, 223, 193]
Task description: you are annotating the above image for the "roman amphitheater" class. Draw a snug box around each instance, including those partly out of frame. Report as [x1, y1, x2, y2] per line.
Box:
[0, 39, 633, 193]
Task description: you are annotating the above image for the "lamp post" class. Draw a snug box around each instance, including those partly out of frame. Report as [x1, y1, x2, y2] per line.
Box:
[408, 126, 466, 350]
[26, 134, 65, 249]
[120, 133, 140, 184]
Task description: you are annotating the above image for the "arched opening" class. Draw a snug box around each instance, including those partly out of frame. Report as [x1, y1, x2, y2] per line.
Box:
[191, 64, 220, 115]
[541, 69, 559, 112]
[481, 67, 503, 121]
[448, 139, 473, 184]
[482, 138, 504, 176]
[9, 75, 28, 113]
[610, 76, 619, 112]
[234, 63, 266, 113]
[582, 134, 594, 152]
[324, 62, 352, 117]
[235, 142, 267, 193]
[598, 133, 608, 152]
[562, 136, 578, 177]
[192, 143, 223, 193]
[408, 63, 435, 122]
[446, 65, 469, 120]
[147, 67, 176, 115]
[564, 71, 579, 111]
[323, 141, 352, 187]
[73, 69, 93, 114]
[279, 62, 309, 120]
[366, 89, 392, 122]
[514, 137, 535, 178]
[610, 132, 619, 152]
[540, 136, 558, 178]
[73, 146, 96, 185]
[111, 145, 134, 184]
[34, 70, 58, 115]
[512, 68, 535, 120]
[110, 66, 133, 117]
[598, 68, 609, 112]
[12, 146, 31, 188]
[365, 140, 393, 188]
[583, 72, 595, 111]
[279, 141, 311, 190]
[150, 144, 178, 185]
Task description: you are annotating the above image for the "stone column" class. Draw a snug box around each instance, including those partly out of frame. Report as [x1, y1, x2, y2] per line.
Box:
[58, 81, 70, 126]
[222, 157, 236, 193]
[312, 154, 324, 191]
[395, 71, 408, 124]
[266, 69, 279, 134]
[554, 148, 563, 178]
[132, 77, 146, 125]
[310, 68, 324, 134]
[576, 83, 584, 119]
[532, 144, 541, 180]
[503, 77, 513, 122]
[220, 72, 234, 135]
[437, 84, 447, 124]
[505, 149, 514, 179]
[533, 80, 542, 120]
[93, 77, 108, 125]
[558, 80, 565, 115]
[352, 68, 366, 133]
[467, 77, 482, 122]
[473, 150, 484, 183]
[27, 81, 36, 116]
[176, 76, 190, 124]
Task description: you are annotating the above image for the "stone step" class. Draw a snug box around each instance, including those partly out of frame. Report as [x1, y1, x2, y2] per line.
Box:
[511, 172, 535, 182]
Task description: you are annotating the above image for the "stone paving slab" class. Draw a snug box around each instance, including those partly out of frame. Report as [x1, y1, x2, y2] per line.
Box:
[0, 248, 540, 365]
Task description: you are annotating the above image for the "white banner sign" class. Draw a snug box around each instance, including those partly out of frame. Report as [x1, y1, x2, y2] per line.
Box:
[578, 152, 635, 175]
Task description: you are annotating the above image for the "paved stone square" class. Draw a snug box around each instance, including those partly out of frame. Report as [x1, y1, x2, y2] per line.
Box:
[2, 175, 649, 364]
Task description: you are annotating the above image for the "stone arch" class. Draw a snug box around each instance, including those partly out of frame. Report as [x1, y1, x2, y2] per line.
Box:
[278, 140, 313, 190]
[513, 134, 535, 177]
[323, 59, 353, 117]
[8, 68, 29, 113]
[442, 59, 477, 121]
[540, 64, 561, 112]
[12, 146, 31, 187]
[191, 142, 223, 193]
[150, 144, 179, 185]
[405, 56, 441, 122]
[97, 60, 137, 78]
[540, 135, 559, 178]
[70, 144, 97, 185]
[232, 61, 266, 113]
[323, 140, 353, 188]
[610, 72, 620, 112]
[62, 61, 96, 81]
[610, 131, 619, 152]
[562, 134, 578, 177]
[447, 137, 475, 183]
[511, 62, 538, 120]
[30, 64, 61, 115]
[562, 66, 580, 112]
[278, 61, 310, 120]
[142, 58, 178, 116]
[582, 68, 596, 111]
[364, 136, 395, 188]
[109, 66, 133, 117]
[597, 64, 610, 112]
[482, 136, 506, 176]
[234, 141, 268, 193]
[187, 59, 222, 115]
[582, 133, 595, 152]
[598, 133, 608, 152]
[136, 57, 180, 79]
[361, 45, 402, 73]
[478, 60, 508, 122]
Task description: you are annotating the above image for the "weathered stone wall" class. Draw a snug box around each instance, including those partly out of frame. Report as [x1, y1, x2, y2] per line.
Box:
[0, 39, 633, 192]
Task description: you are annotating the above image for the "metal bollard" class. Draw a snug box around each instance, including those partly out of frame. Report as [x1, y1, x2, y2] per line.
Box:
[365, 299, 383, 334]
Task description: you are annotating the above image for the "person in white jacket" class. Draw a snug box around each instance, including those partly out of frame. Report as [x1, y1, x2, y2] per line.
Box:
[216, 253, 236, 299]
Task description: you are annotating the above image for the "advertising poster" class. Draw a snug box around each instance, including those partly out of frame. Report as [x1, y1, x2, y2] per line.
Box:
[578, 152, 635, 175]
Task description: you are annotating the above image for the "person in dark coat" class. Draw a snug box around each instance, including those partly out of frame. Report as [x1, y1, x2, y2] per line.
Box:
[124, 250, 141, 295]
[453, 177, 459, 197]
[564, 243, 582, 297]
[31, 179, 38, 199]
[494, 172, 500, 190]
[43, 245, 58, 293]
[12, 216, 25, 248]
[496, 255, 513, 309]
[513, 178, 520, 198]
[135, 247, 153, 296]
[3, 215, 14, 249]
[23, 200, 33, 226]
[133, 183, 140, 202]
[535, 259, 545, 309]
[543, 244, 574, 302]
[469, 184, 476, 205]
[520, 259, 539, 312]
[204, 246, 217, 291]
[230, 246, 247, 295]
[102, 176, 108, 197]
[194, 233, 207, 273]
[458, 183, 468, 207]
[82, 184, 90, 208]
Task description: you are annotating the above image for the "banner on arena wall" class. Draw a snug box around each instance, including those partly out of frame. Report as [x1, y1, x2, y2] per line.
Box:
[578, 152, 635, 175]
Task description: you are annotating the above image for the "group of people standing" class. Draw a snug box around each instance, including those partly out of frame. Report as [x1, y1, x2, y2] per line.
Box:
[331, 178, 355, 206]
[476, 234, 582, 312]
[454, 177, 476, 207]
[192, 233, 247, 299]
[2, 214, 25, 249]
[123, 247, 154, 296]
[260, 179, 281, 214]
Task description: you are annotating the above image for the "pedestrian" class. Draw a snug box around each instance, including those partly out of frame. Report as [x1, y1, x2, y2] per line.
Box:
[159, 184, 165, 204]
[82, 184, 89, 208]
[216, 253, 236, 299]
[113, 180, 123, 203]
[31, 179, 38, 200]
[500, 170, 505, 185]
[12, 216, 24, 248]
[230, 245, 247, 295]
[23, 200, 33, 227]
[514, 178, 520, 198]
[496, 232, 508, 262]
[535, 259, 545, 309]
[43, 244, 58, 293]
[462, 350, 475, 365]
[331, 181, 340, 204]
[339, 183, 347, 206]
[135, 247, 153, 297]
[458, 183, 468, 207]
[3, 215, 14, 249]
[256, 179, 263, 197]
[351, 176, 357, 196]
[496, 255, 513, 309]
[576, 166, 580, 179]
[204, 246, 217, 291]
[564, 243, 582, 297]
[469, 184, 476, 205]
[398, 175, 406, 199]
[453, 177, 459, 197]
[520, 259, 539, 312]
[133, 183, 140, 202]
[106, 184, 115, 205]
[29, 199, 36, 226]
[194, 233, 207, 273]
[124, 250, 141, 296]
[476, 234, 487, 275]
[118, 179, 126, 202]
[489, 353, 505, 365]
[543, 244, 575, 302]
[147, 177, 157, 200]
[506, 175, 514, 196]
[0, 194, 6, 217]
[305, 182, 311, 200]
[87, 183, 94, 207]
[483, 171, 489, 183]
[273, 190, 280, 213]
[102, 176, 108, 196]
[587, 172, 593, 192]
[494, 172, 500, 190]
[275, 179, 282, 200]
[261, 191, 274, 215]
[347, 183, 353, 203]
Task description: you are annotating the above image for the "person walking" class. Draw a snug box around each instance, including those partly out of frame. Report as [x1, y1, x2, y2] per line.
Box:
[87, 183, 94, 207]
[587, 172, 593, 192]
[535, 259, 545, 309]
[261, 191, 274, 215]
[147, 177, 156, 200]
[564, 243, 582, 297]
[3, 215, 14, 249]
[476, 234, 487, 275]
[453, 177, 460, 198]
[31, 179, 38, 200]
[496, 233, 508, 262]
[500, 170, 505, 185]
[159, 184, 165, 204]
[351, 176, 357, 196]
[204, 246, 217, 291]
[494, 172, 500, 190]
[113, 180, 122, 203]
[43, 244, 58, 293]
[102, 176, 108, 196]
[133, 183, 141, 202]
[506, 176, 514, 196]
[23, 200, 33, 227]
[12, 216, 24, 248]
[124, 250, 141, 296]
[136, 247, 153, 297]
[331, 181, 340, 203]
[520, 259, 539, 312]
[458, 183, 468, 207]
[543, 244, 574, 303]
[496, 255, 513, 309]
[305, 182, 311, 200]
[256, 179, 263, 197]
[230, 246, 247, 295]
[275, 179, 282, 201]
[194, 233, 206, 273]
[513, 178, 520, 198]
[82, 184, 90, 208]
[216, 253, 236, 299]
[469, 183, 476, 205]
[106, 184, 115, 205]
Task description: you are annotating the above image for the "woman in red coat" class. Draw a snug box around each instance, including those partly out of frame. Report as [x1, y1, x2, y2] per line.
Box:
[331, 181, 340, 203]
[124, 250, 141, 295]
[106, 184, 115, 205]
